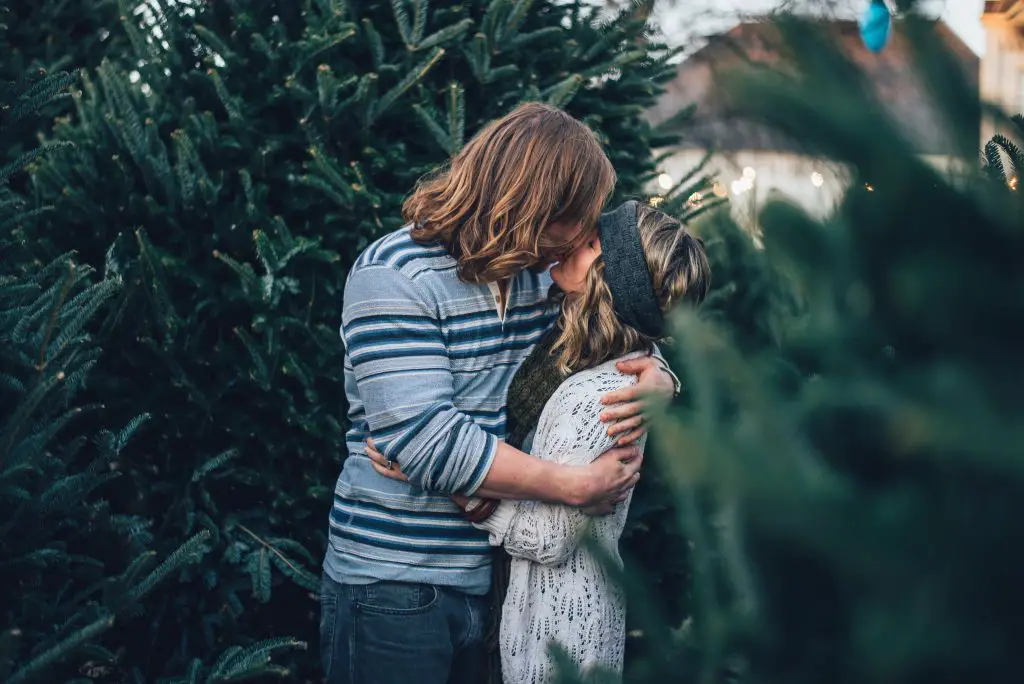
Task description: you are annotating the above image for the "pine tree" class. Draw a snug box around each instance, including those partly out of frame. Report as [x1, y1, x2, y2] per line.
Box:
[15, 0, 687, 677]
[627, 9, 1024, 684]
[0, 1, 126, 172]
[0, 69, 296, 684]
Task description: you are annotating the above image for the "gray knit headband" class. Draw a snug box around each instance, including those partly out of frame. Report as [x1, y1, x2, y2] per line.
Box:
[598, 200, 664, 338]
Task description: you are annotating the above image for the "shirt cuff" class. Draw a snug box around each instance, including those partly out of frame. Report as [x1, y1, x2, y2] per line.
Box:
[461, 431, 499, 496]
[654, 355, 681, 397]
[473, 501, 518, 546]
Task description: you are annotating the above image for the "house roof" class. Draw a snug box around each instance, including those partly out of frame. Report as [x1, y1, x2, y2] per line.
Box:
[985, 1, 1020, 13]
[646, 19, 980, 155]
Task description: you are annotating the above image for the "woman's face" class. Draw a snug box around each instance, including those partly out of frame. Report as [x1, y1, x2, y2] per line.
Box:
[550, 237, 602, 293]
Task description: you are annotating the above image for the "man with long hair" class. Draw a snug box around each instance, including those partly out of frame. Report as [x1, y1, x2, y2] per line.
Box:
[321, 103, 676, 684]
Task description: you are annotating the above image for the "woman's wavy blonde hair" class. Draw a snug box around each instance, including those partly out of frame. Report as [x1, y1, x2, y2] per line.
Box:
[403, 102, 616, 283]
[551, 203, 711, 375]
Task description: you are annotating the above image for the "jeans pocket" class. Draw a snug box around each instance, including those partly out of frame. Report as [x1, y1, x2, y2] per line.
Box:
[352, 582, 440, 616]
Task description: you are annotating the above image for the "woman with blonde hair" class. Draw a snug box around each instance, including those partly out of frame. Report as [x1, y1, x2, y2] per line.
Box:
[372, 200, 711, 683]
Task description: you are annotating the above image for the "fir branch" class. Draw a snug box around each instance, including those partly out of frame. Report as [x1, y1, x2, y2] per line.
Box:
[213, 250, 262, 295]
[0, 370, 65, 466]
[214, 637, 305, 681]
[0, 205, 55, 234]
[144, 118, 177, 208]
[0, 142, 74, 188]
[206, 69, 243, 123]
[411, 104, 451, 154]
[236, 523, 317, 592]
[389, 0, 413, 47]
[209, 646, 244, 680]
[447, 82, 465, 152]
[253, 229, 281, 275]
[33, 259, 76, 370]
[4, 405, 84, 472]
[134, 227, 180, 333]
[191, 448, 239, 482]
[245, 547, 273, 602]
[543, 74, 583, 108]
[128, 529, 211, 601]
[305, 145, 354, 204]
[482, 0, 507, 45]
[193, 24, 240, 67]
[416, 19, 474, 52]
[7, 71, 77, 124]
[362, 19, 386, 70]
[233, 326, 271, 386]
[410, 0, 429, 46]
[45, 279, 120, 367]
[500, 0, 535, 43]
[371, 47, 446, 123]
[6, 613, 114, 684]
[294, 24, 357, 75]
[508, 26, 562, 51]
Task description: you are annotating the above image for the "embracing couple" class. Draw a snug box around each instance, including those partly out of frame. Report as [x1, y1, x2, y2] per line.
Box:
[321, 102, 711, 684]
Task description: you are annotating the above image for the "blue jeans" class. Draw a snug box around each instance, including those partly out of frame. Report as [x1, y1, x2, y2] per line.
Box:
[320, 573, 488, 684]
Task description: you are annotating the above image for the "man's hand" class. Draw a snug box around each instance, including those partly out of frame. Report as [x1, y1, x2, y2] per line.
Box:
[566, 445, 643, 512]
[600, 355, 675, 446]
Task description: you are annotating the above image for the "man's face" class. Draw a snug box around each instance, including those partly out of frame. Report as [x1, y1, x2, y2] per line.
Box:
[534, 221, 592, 272]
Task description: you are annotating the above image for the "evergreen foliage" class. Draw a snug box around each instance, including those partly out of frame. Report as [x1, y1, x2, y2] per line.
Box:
[1, 69, 288, 684]
[16, 0, 689, 676]
[0, 1, 126, 170]
[625, 10, 1024, 684]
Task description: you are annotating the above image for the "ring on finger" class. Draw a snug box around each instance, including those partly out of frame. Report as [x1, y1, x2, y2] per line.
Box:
[386, 460, 394, 470]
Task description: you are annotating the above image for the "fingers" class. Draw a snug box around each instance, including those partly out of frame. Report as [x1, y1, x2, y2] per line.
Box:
[612, 471, 641, 500]
[371, 459, 402, 481]
[600, 386, 643, 406]
[600, 400, 645, 422]
[597, 444, 641, 464]
[583, 502, 615, 516]
[607, 414, 643, 437]
[365, 439, 411, 481]
[614, 357, 655, 377]
[616, 427, 647, 446]
[365, 442, 388, 466]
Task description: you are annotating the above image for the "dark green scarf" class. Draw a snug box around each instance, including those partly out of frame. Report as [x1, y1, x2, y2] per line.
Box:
[484, 325, 566, 684]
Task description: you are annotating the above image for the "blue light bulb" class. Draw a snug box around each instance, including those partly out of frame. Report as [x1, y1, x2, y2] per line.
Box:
[859, 0, 892, 53]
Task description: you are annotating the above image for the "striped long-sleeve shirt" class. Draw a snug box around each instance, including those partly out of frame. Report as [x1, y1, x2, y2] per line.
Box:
[324, 226, 559, 594]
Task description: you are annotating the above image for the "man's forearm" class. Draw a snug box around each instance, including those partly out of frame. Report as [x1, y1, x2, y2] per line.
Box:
[471, 441, 583, 505]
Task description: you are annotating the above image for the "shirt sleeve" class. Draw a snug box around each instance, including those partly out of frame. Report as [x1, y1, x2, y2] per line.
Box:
[342, 264, 497, 495]
[650, 343, 681, 396]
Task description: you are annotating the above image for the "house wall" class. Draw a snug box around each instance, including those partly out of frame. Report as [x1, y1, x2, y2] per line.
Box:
[653, 149, 961, 226]
[981, 2, 1024, 142]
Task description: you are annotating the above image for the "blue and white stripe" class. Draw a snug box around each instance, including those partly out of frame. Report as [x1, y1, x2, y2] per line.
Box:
[325, 226, 558, 594]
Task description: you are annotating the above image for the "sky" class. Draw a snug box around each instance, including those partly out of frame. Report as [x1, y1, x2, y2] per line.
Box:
[653, 0, 986, 55]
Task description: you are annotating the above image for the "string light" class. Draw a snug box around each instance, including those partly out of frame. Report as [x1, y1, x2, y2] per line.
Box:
[1010, 176, 1019, 191]
[712, 182, 727, 198]
[657, 173, 673, 191]
[732, 176, 755, 196]
[811, 171, 824, 187]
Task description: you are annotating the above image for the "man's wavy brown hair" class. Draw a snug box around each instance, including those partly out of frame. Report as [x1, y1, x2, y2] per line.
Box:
[551, 203, 712, 374]
[403, 102, 616, 283]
